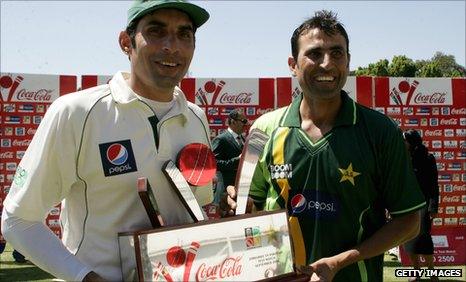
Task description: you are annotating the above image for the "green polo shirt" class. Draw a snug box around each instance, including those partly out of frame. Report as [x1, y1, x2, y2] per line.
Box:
[250, 92, 425, 282]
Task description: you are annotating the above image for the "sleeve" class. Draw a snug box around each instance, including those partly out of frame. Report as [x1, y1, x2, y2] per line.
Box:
[1, 210, 92, 281]
[378, 125, 426, 217]
[3, 98, 79, 221]
[428, 154, 439, 214]
[212, 136, 240, 171]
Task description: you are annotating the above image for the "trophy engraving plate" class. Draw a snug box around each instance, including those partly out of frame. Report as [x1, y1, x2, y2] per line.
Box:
[163, 160, 206, 222]
[235, 128, 269, 215]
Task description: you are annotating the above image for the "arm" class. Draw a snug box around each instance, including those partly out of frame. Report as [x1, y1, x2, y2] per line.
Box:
[308, 211, 420, 281]
[1, 211, 94, 281]
[2, 97, 103, 281]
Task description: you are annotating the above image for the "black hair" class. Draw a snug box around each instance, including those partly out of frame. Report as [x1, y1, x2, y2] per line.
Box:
[227, 109, 240, 125]
[403, 129, 423, 148]
[291, 10, 349, 60]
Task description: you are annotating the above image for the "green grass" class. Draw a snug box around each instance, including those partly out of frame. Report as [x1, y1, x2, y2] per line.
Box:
[0, 245, 53, 282]
[1, 244, 465, 281]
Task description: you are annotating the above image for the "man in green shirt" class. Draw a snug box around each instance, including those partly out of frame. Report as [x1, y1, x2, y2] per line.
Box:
[222, 10, 425, 281]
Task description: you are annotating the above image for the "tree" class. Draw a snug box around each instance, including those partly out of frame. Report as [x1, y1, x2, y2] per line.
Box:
[417, 61, 442, 77]
[354, 59, 389, 76]
[429, 52, 465, 77]
[352, 51, 465, 77]
[388, 55, 417, 77]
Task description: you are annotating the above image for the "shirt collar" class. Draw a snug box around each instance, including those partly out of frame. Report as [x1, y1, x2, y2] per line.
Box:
[109, 71, 190, 121]
[227, 127, 240, 139]
[280, 90, 357, 128]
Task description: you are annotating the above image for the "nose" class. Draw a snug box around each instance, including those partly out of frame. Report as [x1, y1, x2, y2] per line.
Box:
[320, 53, 333, 69]
[162, 34, 178, 53]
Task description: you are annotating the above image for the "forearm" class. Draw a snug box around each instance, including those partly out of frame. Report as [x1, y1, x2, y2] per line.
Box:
[1, 210, 92, 281]
[332, 211, 420, 270]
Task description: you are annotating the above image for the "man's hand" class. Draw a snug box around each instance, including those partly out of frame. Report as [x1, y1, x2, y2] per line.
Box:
[308, 256, 340, 282]
[219, 186, 237, 217]
[82, 271, 107, 282]
[219, 186, 255, 217]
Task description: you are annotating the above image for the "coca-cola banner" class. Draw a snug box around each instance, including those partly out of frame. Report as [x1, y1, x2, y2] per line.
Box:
[0, 72, 77, 238]
[374, 77, 466, 266]
[275, 76, 373, 108]
[374, 77, 462, 107]
[181, 78, 275, 138]
[118, 211, 293, 281]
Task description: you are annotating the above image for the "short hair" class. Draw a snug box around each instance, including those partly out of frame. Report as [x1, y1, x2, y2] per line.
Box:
[291, 10, 349, 60]
[227, 109, 240, 125]
[403, 129, 423, 148]
[125, 11, 197, 48]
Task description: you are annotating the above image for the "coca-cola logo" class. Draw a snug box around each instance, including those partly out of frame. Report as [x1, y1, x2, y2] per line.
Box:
[451, 108, 466, 115]
[17, 88, 53, 102]
[453, 185, 466, 192]
[257, 108, 273, 115]
[12, 139, 31, 147]
[196, 256, 243, 282]
[0, 152, 14, 159]
[440, 118, 458, 125]
[219, 92, 252, 104]
[27, 128, 37, 135]
[424, 130, 442, 137]
[413, 92, 446, 104]
[443, 196, 460, 203]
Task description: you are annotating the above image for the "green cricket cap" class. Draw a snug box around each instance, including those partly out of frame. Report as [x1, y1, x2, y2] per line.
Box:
[127, 0, 210, 28]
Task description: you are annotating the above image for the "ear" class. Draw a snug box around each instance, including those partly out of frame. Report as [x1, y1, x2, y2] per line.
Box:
[119, 31, 132, 55]
[288, 56, 297, 77]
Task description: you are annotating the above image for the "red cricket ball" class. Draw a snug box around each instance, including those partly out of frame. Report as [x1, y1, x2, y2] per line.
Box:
[0, 76, 13, 89]
[398, 81, 410, 93]
[166, 246, 186, 268]
[204, 81, 216, 93]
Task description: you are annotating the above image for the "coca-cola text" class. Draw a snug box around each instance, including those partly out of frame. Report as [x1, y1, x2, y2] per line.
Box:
[195, 256, 243, 281]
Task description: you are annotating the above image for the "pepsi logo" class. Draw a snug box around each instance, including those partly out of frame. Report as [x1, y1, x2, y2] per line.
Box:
[106, 143, 128, 165]
[290, 194, 307, 214]
[99, 139, 137, 177]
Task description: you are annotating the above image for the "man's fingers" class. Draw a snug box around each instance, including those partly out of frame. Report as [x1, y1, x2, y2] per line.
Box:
[227, 194, 237, 211]
[226, 185, 236, 199]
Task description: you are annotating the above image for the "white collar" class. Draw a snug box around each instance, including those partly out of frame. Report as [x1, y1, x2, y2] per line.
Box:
[227, 127, 242, 140]
[109, 71, 190, 121]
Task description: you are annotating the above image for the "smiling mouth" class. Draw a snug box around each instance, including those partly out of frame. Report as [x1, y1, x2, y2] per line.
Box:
[158, 61, 179, 67]
[315, 76, 335, 82]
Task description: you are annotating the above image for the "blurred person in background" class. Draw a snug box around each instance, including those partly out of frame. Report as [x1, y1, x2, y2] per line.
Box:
[403, 129, 439, 282]
[211, 109, 247, 203]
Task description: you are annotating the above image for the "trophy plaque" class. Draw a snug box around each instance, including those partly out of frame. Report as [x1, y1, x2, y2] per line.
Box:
[235, 128, 269, 215]
[137, 177, 164, 228]
[125, 142, 309, 281]
[118, 210, 307, 281]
